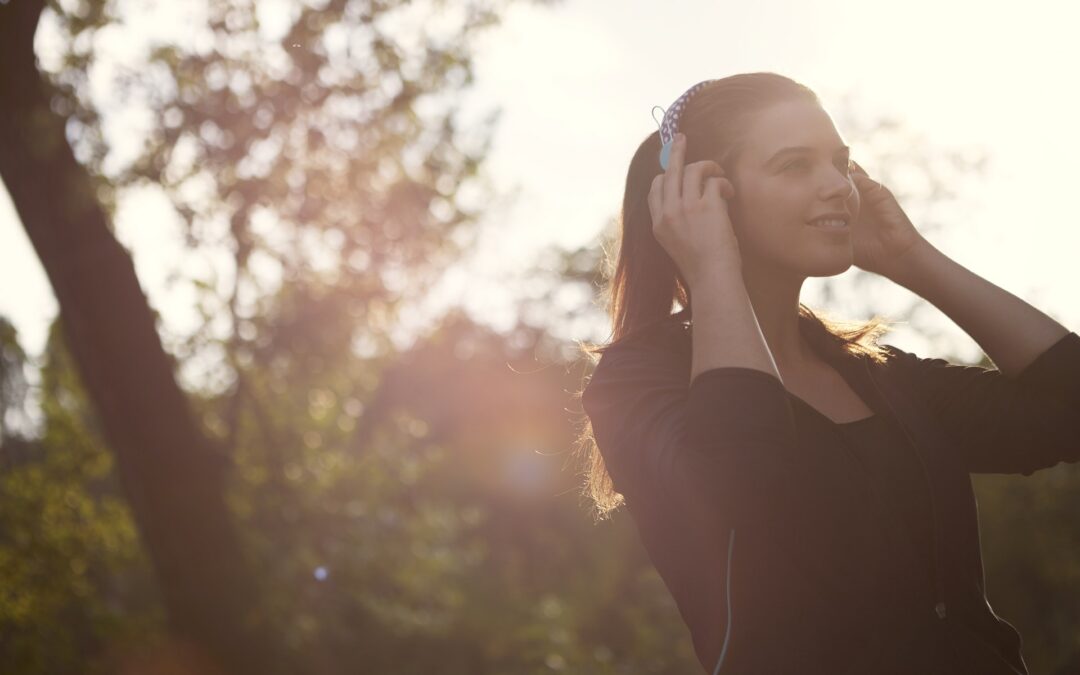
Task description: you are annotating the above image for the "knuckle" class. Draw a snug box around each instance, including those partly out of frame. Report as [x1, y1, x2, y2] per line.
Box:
[662, 208, 679, 227]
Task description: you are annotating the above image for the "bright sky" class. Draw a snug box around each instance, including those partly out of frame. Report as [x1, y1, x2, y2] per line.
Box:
[3, 0, 1079, 380]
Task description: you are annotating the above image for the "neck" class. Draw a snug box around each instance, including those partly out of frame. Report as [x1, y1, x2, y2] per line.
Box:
[738, 260, 815, 374]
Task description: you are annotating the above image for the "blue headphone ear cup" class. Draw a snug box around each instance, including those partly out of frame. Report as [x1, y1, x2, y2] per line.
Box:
[659, 140, 673, 171]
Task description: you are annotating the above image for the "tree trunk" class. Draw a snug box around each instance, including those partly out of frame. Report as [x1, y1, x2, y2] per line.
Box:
[0, 3, 288, 673]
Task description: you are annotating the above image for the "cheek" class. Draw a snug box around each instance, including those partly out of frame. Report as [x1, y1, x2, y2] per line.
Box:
[728, 178, 807, 240]
[731, 190, 779, 235]
[733, 208, 788, 254]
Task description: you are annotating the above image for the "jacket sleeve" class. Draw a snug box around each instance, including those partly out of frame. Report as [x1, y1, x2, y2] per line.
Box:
[580, 328, 802, 526]
[883, 331, 1080, 476]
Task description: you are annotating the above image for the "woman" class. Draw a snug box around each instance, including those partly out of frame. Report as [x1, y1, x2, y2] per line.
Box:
[576, 72, 1080, 674]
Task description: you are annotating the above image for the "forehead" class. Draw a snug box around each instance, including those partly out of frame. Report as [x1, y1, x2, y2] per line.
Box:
[742, 100, 845, 159]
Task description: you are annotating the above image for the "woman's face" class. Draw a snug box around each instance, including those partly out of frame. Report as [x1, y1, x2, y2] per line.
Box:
[725, 99, 860, 278]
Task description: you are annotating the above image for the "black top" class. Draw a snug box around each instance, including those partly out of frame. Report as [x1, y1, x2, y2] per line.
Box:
[831, 412, 953, 671]
[835, 413, 936, 619]
[582, 319, 1080, 674]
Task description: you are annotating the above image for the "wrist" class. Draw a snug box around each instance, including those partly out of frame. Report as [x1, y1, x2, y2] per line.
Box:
[882, 236, 938, 287]
[687, 260, 744, 293]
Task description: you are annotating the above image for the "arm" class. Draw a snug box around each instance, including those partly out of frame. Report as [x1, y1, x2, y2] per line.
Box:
[884, 333, 1080, 475]
[883, 238, 1079, 475]
[583, 266, 798, 511]
[688, 269, 783, 384]
[886, 237, 1070, 377]
[582, 332, 800, 514]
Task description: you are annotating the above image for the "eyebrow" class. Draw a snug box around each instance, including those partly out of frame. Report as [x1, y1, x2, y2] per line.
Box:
[765, 144, 850, 166]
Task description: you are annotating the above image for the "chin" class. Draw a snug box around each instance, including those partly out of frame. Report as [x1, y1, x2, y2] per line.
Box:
[806, 256, 854, 278]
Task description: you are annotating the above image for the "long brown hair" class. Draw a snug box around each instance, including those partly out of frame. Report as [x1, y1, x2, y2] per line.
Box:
[572, 72, 896, 522]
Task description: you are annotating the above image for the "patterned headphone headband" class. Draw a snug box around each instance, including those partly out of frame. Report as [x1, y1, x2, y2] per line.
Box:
[651, 79, 719, 171]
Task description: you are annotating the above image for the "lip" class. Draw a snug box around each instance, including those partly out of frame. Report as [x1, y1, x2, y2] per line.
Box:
[807, 211, 850, 223]
[806, 222, 850, 235]
[806, 213, 851, 234]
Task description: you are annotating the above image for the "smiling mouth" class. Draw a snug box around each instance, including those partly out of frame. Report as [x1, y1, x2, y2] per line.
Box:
[806, 218, 849, 230]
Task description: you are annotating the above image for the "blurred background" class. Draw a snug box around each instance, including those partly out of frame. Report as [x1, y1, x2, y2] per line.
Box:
[1, 0, 1078, 673]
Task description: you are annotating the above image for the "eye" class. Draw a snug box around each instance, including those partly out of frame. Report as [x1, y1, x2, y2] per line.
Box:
[783, 156, 853, 173]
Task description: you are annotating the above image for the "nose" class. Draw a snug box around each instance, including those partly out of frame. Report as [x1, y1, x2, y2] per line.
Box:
[820, 165, 856, 201]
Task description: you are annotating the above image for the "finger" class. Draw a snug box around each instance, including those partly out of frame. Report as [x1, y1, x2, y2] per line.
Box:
[718, 176, 735, 202]
[705, 174, 736, 204]
[683, 160, 703, 203]
[703, 175, 721, 203]
[685, 160, 723, 204]
[663, 133, 686, 207]
[648, 173, 664, 226]
[851, 164, 886, 193]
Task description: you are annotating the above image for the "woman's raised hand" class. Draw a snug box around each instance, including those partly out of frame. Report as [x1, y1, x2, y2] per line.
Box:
[848, 159, 929, 281]
[648, 133, 741, 289]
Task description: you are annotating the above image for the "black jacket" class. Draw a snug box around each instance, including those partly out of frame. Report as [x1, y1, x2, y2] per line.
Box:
[581, 313, 1080, 674]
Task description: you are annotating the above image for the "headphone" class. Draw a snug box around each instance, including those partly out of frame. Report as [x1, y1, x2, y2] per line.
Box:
[652, 79, 718, 171]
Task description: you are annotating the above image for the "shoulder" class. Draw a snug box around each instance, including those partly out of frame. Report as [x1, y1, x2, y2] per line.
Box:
[872, 342, 978, 392]
[875, 341, 929, 369]
[604, 312, 691, 362]
[586, 313, 691, 390]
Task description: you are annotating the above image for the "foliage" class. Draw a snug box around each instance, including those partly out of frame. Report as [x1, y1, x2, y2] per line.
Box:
[0, 318, 31, 440]
[0, 321, 161, 674]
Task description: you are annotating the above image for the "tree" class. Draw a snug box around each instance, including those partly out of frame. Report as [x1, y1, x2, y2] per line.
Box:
[0, 0, 287, 671]
[0, 0, 555, 671]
